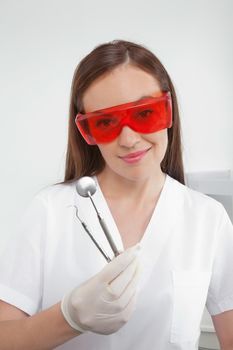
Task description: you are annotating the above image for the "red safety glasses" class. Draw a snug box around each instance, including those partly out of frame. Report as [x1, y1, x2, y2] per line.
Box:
[75, 91, 172, 145]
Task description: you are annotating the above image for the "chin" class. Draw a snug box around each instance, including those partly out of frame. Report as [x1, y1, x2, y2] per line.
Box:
[117, 167, 159, 182]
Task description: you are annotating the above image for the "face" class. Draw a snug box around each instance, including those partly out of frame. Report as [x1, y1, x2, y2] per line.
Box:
[82, 64, 168, 182]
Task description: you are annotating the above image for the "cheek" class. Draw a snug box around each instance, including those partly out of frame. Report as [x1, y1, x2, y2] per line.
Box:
[97, 144, 115, 163]
[160, 131, 168, 148]
[146, 130, 168, 161]
[146, 129, 168, 146]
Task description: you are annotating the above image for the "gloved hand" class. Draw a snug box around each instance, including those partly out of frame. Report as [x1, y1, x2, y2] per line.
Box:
[61, 244, 141, 334]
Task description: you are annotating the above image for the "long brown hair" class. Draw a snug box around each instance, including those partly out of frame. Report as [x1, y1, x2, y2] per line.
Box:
[59, 39, 185, 185]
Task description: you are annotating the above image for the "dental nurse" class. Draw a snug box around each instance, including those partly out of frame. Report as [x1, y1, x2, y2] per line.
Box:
[0, 39, 233, 350]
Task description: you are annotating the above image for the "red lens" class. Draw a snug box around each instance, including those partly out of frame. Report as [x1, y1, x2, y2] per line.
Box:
[75, 92, 172, 145]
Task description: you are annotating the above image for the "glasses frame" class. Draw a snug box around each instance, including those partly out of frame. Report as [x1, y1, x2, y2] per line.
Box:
[75, 91, 172, 145]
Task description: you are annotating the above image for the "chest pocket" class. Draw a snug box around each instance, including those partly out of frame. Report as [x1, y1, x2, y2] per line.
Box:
[170, 270, 211, 344]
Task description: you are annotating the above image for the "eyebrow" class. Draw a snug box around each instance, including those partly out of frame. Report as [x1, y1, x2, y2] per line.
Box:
[84, 95, 157, 115]
[135, 95, 154, 102]
[99, 96, 154, 114]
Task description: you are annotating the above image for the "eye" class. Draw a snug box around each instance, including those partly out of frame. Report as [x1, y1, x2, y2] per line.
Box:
[95, 117, 118, 129]
[136, 109, 153, 119]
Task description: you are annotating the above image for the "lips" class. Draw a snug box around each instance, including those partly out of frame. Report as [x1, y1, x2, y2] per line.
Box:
[119, 147, 151, 163]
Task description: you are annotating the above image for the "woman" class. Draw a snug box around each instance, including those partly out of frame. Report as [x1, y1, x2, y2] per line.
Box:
[0, 39, 233, 350]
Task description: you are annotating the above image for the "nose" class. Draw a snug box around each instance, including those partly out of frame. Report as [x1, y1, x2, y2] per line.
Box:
[117, 126, 141, 148]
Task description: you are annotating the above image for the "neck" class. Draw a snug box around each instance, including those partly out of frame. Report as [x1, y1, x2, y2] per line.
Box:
[96, 168, 166, 205]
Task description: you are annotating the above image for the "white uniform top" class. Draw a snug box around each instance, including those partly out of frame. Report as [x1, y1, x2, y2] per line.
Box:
[0, 174, 233, 350]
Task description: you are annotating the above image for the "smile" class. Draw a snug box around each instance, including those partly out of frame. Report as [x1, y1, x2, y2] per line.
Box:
[119, 148, 151, 164]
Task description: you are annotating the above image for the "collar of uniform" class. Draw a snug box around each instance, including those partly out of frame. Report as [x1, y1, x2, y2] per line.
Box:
[71, 174, 185, 275]
[94, 174, 184, 256]
[137, 175, 185, 277]
[94, 174, 185, 290]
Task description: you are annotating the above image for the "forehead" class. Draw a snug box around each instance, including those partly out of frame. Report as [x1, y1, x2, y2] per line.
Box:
[82, 64, 161, 113]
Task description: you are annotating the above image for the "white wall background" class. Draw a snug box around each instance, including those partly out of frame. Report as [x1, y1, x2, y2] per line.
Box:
[0, 0, 232, 253]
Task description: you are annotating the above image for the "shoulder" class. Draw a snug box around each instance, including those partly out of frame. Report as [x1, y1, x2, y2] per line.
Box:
[32, 181, 77, 206]
[19, 181, 79, 234]
[167, 174, 225, 217]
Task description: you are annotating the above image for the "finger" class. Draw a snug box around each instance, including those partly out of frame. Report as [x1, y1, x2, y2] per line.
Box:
[120, 291, 138, 323]
[102, 289, 138, 327]
[94, 292, 137, 335]
[101, 261, 141, 311]
[100, 244, 141, 283]
[108, 257, 139, 296]
[112, 262, 141, 309]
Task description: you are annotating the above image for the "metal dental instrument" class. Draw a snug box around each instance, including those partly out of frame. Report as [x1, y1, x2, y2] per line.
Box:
[68, 204, 111, 263]
[76, 176, 120, 258]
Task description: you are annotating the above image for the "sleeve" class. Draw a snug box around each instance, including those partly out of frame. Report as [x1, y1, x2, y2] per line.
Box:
[0, 193, 48, 316]
[206, 205, 233, 315]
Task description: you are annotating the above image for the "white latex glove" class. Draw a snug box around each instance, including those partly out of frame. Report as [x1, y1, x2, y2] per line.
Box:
[61, 244, 141, 335]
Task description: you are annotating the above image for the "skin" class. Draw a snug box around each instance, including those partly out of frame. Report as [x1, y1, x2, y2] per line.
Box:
[83, 63, 168, 202]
